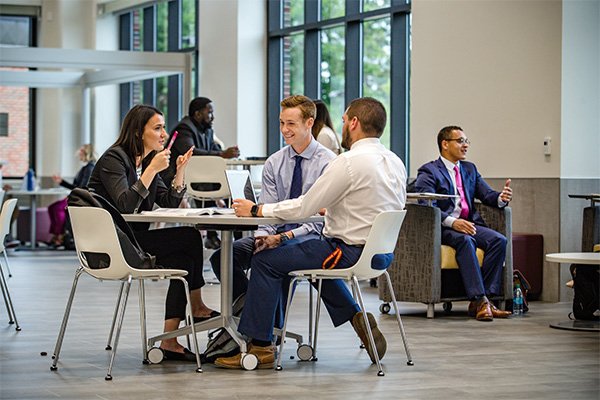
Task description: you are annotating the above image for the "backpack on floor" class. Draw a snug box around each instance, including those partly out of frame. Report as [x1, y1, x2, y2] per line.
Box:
[570, 264, 600, 321]
[200, 293, 246, 363]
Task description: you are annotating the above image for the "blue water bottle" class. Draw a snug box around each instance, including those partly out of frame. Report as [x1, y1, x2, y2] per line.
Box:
[26, 168, 35, 191]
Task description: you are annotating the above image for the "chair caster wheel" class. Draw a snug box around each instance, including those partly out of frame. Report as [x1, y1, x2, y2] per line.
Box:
[105, 375, 112, 381]
[50, 365, 57, 371]
[443, 302, 452, 313]
[147, 347, 164, 364]
[105, 345, 112, 350]
[195, 367, 203, 373]
[407, 360, 414, 366]
[240, 353, 258, 370]
[379, 303, 391, 314]
[276, 365, 282, 371]
[377, 371, 385, 377]
[296, 344, 314, 361]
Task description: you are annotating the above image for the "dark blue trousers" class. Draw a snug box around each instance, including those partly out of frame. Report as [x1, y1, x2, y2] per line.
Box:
[238, 237, 362, 342]
[441, 225, 507, 299]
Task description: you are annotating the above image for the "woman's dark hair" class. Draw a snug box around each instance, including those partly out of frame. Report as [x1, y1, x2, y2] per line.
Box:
[311, 99, 335, 140]
[112, 104, 163, 164]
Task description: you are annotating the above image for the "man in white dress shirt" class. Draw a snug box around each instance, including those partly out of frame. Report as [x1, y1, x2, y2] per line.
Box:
[215, 97, 407, 369]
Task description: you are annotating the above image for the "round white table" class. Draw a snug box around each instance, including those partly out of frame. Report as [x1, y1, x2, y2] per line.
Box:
[545, 252, 599, 332]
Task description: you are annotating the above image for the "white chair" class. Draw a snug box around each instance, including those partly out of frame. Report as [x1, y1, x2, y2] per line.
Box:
[185, 156, 230, 207]
[50, 207, 202, 380]
[276, 210, 413, 376]
[0, 198, 20, 331]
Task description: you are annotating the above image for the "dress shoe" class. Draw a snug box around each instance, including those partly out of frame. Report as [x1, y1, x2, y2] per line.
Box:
[214, 343, 275, 369]
[204, 234, 221, 250]
[193, 310, 221, 323]
[470, 300, 493, 321]
[490, 303, 511, 318]
[162, 347, 198, 362]
[351, 311, 387, 363]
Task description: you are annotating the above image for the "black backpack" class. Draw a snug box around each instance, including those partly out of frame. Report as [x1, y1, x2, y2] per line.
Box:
[570, 264, 600, 321]
[200, 293, 246, 363]
[67, 188, 157, 270]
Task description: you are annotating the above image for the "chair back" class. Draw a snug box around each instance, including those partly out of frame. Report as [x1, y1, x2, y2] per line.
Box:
[186, 156, 230, 201]
[0, 198, 17, 252]
[350, 210, 407, 280]
[68, 206, 134, 281]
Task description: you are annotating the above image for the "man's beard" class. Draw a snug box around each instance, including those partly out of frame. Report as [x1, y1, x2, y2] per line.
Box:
[341, 125, 351, 151]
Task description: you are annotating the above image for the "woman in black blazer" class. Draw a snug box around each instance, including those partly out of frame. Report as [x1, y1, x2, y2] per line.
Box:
[88, 104, 217, 362]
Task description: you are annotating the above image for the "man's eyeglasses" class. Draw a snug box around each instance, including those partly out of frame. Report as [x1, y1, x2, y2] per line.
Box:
[445, 138, 470, 145]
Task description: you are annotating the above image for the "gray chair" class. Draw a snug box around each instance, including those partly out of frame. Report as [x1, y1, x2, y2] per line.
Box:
[379, 203, 513, 318]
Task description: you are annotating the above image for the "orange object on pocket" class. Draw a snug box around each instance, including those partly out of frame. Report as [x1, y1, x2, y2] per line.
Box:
[322, 247, 342, 270]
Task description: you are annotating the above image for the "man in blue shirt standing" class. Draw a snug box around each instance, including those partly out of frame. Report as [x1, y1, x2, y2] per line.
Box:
[210, 95, 336, 317]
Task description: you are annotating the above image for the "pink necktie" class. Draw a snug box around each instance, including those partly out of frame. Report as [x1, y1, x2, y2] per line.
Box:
[454, 165, 470, 219]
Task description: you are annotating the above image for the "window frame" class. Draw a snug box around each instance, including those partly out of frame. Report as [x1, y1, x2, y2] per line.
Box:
[267, 0, 411, 169]
[118, 0, 197, 131]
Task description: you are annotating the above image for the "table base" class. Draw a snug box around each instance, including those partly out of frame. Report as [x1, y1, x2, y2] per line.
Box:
[549, 319, 600, 332]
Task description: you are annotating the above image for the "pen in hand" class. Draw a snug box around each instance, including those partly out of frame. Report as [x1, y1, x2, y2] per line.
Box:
[166, 130, 179, 150]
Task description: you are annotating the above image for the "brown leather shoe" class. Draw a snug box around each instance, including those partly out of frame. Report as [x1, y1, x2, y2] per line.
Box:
[214, 344, 275, 370]
[351, 312, 387, 363]
[490, 303, 511, 318]
[473, 300, 493, 321]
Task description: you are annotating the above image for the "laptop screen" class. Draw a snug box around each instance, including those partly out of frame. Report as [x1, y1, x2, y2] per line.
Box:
[225, 170, 257, 204]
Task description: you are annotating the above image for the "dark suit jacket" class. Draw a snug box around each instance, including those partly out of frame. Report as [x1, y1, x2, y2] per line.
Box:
[414, 158, 502, 227]
[161, 116, 223, 185]
[88, 146, 184, 231]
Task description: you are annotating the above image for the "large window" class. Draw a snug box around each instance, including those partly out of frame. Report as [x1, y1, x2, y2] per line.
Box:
[268, 0, 411, 165]
[119, 0, 197, 131]
[0, 14, 36, 178]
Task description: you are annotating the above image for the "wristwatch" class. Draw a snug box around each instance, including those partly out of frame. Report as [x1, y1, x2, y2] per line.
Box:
[251, 204, 260, 217]
[279, 232, 290, 242]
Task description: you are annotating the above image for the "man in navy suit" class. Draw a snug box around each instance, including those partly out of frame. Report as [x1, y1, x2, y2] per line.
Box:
[415, 126, 513, 321]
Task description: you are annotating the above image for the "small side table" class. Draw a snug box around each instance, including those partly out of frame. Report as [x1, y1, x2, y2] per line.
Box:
[546, 252, 600, 332]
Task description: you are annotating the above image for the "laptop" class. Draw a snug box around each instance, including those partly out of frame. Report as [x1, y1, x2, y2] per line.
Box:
[225, 169, 258, 204]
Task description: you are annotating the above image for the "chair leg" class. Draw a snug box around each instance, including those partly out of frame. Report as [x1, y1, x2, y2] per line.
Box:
[105, 276, 133, 381]
[312, 279, 323, 360]
[3, 250, 12, 277]
[106, 282, 125, 351]
[138, 280, 149, 364]
[276, 277, 299, 371]
[0, 256, 19, 330]
[177, 276, 202, 372]
[51, 267, 84, 370]
[383, 271, 413, 366]
[427, 303, 435, 319]
[308, 279, 313, 347]
[352, 276, 385, 376]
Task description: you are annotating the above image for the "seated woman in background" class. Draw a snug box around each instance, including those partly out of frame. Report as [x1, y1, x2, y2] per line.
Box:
[48, 144, 96, 247]
[312, 99, 341, 155]
[88, 104, 217, 362]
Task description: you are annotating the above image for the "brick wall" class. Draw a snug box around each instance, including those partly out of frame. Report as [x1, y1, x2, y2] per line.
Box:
[0, 67, 30, 178]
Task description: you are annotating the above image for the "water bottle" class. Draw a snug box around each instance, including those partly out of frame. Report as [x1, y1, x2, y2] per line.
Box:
[513, 283, 524, 316]
[26, 168, 35, 191]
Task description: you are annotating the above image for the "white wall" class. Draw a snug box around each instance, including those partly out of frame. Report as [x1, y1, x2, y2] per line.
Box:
[561, 0, 600, 179]
[37, 0, 97, 178]
[198, 0, 266, 158]
[410, 0, 563, 178]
